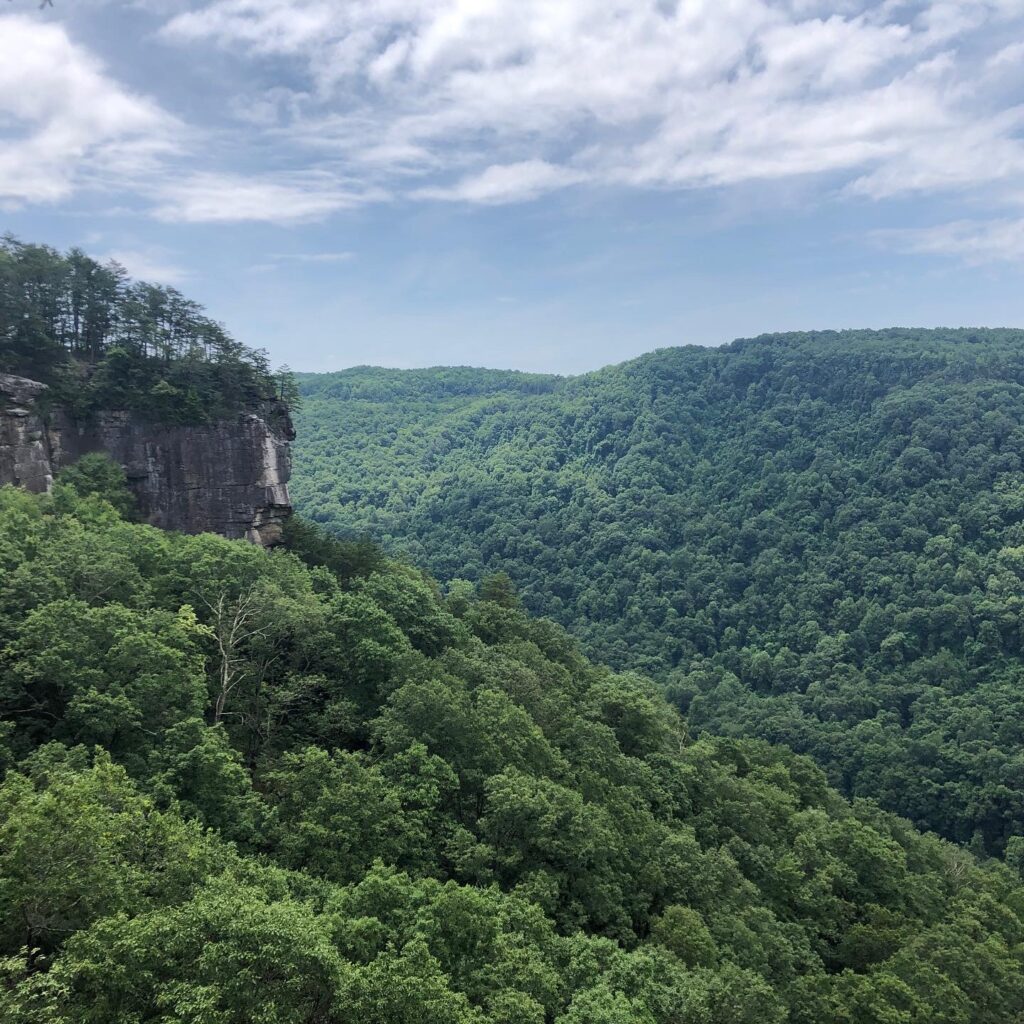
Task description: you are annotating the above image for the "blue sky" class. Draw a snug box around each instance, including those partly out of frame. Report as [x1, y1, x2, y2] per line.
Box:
[2, 0, 1024, 374]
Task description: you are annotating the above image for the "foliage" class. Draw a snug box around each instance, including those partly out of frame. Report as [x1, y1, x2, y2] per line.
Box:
[0, 485, 1023, 1022]
[291, 329, 1024, 853]
[0, 235, 283, 424]
[281, 513, 385, 584]
[54, 454, 137, 519]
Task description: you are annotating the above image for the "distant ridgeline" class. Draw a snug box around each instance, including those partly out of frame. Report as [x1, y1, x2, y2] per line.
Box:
[293, 329, 1024, 853]
[0, 234, 296, 425]
[0, 236, 295, 543]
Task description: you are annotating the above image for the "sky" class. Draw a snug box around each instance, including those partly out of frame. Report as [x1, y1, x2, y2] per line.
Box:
[2, 0, 1024, 374]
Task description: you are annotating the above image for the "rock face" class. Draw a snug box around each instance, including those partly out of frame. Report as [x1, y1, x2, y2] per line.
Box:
[0, 374, 55, 495]
[0, 373, 293, 545]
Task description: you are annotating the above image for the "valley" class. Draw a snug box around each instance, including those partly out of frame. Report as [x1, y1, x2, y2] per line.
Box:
[294, 330, 1024, 854]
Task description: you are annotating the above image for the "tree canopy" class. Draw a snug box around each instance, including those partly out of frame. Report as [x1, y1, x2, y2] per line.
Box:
[292, 329, 1024, 853]
[0, 235, 292, 424]
[2, 482, 1023, 1022]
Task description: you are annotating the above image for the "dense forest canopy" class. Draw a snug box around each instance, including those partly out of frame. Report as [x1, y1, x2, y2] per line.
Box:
[0, 235, 292, 423]
[1, 479, 1023, 1022]
[292, 329, 1024, 854]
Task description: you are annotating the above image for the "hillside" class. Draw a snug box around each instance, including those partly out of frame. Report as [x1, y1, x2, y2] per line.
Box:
[1, 481, 1023, 1022]
[293, 329, 1024, 853]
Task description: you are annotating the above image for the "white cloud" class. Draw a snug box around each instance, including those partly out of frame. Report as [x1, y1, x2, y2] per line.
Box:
[104, 247, 189, 284]
[8, 0, 1024, 239]
[875, 216, 1024, 263]
[0, 14, 176, 203]
[158, 0, 1024, 212]
[246, 249, 355, 273]
[415, 161, 588, 204]
[152, 172, 381, 223]
[270, 251, 354, 263]
[987, 39, 1024, 69]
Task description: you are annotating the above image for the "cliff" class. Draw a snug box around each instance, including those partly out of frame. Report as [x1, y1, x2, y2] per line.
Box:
[0, 373, 293, 545]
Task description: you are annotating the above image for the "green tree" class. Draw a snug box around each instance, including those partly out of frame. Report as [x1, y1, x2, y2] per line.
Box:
[55, 454, 137, 519]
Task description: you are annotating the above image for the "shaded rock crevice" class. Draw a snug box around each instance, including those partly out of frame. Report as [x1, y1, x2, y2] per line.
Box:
[0, 373, 293, 545]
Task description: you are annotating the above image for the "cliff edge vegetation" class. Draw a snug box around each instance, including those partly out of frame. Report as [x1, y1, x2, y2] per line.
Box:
[0, 234, 296, 426]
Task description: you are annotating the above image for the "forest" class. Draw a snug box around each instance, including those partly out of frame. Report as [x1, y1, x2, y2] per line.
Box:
[1, 474, 1023, 1022]
[6, 0, 1024, 1012]
[292, 330, 1024, 855]
[0, 235, 291, 423]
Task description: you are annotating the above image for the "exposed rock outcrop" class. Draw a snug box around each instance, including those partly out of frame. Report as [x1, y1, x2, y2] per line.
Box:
[0, 374, 55, 495]
[0, 373, 293, 545]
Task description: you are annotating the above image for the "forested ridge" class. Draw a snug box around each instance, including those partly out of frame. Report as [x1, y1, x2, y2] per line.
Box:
[0, 235, 293, 423]
[293, 329, 1024, 854]
[1, 478, 1024, 1022]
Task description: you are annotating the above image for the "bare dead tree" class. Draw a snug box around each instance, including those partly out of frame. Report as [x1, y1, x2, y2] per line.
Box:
[198, 586, 271, 725]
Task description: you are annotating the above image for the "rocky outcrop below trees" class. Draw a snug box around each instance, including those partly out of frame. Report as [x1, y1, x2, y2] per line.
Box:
[0, 372, 293, 545]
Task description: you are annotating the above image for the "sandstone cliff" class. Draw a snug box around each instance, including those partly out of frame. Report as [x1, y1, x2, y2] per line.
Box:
[0, 373, 293, 545]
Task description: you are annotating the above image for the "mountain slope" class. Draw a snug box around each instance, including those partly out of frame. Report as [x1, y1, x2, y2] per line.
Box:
[2, 483, 1024, 1022]
[293, 329, 1024, 852]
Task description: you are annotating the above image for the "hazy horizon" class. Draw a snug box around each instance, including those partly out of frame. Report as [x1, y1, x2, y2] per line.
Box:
[288, 324, 1024, 377]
